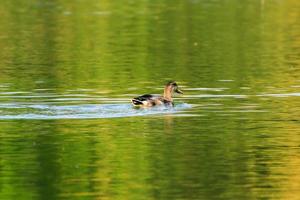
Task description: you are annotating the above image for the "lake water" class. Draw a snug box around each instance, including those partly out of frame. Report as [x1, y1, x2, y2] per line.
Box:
[0, 0, 300, 199]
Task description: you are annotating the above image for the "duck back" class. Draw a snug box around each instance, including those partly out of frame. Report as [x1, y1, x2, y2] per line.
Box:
[131, 94, 154, 106]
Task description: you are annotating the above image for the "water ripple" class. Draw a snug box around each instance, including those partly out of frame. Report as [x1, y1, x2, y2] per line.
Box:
[0, 103, 191, 119]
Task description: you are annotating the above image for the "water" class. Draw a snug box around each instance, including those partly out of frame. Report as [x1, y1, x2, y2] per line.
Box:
[0, 0, 300, 199]
[0, 102, 192, 119]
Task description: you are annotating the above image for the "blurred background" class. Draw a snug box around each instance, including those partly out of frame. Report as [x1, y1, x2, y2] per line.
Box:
[0, 0, 300, 199]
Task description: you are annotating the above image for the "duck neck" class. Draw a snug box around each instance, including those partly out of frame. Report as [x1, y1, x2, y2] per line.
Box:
[163, 86, 173, 101]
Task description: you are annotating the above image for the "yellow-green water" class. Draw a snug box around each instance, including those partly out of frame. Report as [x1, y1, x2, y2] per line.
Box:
[0, 0, 300, 199]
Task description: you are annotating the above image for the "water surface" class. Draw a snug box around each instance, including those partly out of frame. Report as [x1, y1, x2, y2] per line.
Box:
[0, 0, 300, 199]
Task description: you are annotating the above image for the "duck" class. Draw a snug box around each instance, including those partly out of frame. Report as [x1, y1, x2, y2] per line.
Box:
[131, 81, 183, 107]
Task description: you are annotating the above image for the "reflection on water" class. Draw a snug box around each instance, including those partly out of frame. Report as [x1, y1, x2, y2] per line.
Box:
[0, 0, 300, 199]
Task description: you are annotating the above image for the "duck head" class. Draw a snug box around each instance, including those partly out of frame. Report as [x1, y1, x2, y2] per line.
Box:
[164, 81, 183, 100]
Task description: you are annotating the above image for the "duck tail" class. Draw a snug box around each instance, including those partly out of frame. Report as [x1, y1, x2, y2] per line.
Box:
[131, 98, 144, 106]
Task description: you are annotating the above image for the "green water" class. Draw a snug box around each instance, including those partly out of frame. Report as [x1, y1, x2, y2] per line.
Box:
[1, 0, 300, 199]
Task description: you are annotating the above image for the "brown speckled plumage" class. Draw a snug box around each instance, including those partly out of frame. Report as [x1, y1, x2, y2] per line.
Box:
[131, 81, 183, 107]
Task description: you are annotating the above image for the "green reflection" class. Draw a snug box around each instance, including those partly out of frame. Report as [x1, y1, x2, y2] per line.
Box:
[0, 0, 300, 199]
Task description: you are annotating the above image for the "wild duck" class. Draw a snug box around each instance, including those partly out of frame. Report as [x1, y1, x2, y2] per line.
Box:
[131, 81, 183, 107]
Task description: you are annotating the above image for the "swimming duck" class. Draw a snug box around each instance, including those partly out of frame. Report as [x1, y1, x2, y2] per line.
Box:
[131, 81, 183, 107]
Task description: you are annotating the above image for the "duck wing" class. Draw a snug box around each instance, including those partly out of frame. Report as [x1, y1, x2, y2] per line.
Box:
[135, 94, 155, 101]
[131, 94, 157, 106]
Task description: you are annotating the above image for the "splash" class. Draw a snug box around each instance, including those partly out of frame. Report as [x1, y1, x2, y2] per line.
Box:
[0, 103, 191, 119]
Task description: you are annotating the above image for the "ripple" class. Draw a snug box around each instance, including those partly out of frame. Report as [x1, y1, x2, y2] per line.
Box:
[184, 94, 248, 98]
[258, 93, 300, 97]
[0, 103, 191, 119]
[184, 87, 228, 92]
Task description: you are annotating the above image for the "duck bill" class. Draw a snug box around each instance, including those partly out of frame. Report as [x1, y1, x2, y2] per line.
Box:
[175, 88, 183, 94]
